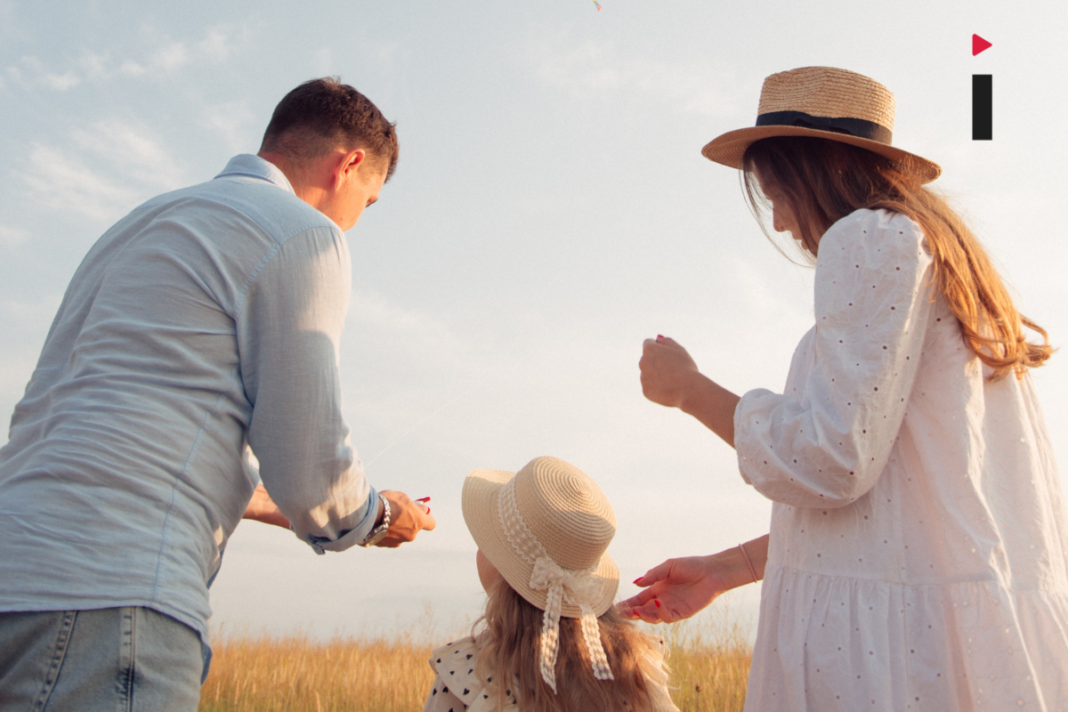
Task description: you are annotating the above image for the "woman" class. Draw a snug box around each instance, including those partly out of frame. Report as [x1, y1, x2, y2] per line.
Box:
[619, 66, 1068, 710]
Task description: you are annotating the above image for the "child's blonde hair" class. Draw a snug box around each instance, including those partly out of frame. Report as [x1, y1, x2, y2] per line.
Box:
[474, 578, 667, 712]
[743, 136, 1052, 381]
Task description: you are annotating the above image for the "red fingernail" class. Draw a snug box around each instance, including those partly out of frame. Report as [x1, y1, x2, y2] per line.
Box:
[425, 507, 431, 515]
[632, 577, 643, 584]
[415, 497, 431, 503]
[654, 599, 661, 608]
[657, 334, 664, 339]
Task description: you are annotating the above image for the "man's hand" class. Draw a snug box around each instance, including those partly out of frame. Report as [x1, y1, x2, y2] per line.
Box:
[375, 490, 436, 547]
[242, 484, 292, 529]
[639, 336, 701, 410]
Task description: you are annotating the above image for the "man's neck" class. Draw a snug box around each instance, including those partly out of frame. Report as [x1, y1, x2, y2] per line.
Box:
[257, 150, 327, 209]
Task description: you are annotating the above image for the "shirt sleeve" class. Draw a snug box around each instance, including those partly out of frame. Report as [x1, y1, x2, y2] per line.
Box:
[237, 226, 377, 552]
[733, 210, 935, 508]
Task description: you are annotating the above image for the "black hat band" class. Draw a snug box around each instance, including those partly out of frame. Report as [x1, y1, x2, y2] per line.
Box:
[755, 110, 893, 145]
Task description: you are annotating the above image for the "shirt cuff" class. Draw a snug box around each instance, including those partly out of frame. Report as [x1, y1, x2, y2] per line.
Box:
[303, 485, 380, 555]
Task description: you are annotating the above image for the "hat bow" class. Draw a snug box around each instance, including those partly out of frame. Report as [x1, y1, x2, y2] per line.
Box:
[528, 555, 614, 692]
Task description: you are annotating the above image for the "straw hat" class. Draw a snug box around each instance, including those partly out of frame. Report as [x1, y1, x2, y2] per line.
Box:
[463, 456, 619, 692]
[702, 66, 941, 183]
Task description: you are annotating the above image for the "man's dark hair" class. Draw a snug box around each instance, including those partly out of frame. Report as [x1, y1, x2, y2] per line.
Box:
[261, 77, 399, 181]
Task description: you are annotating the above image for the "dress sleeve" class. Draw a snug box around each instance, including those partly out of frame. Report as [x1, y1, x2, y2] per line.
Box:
[733, 210, 935, 508]
[237, 226, 378, 552]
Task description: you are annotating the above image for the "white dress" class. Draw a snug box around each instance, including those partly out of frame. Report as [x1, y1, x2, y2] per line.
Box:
[421, 634, 678, 712]
[733, 209, 1068, 711]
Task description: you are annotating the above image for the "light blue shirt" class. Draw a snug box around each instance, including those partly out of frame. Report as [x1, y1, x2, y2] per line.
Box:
[0, 155, 379, 662]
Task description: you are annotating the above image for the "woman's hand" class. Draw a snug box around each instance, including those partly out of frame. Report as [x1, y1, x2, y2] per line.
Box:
[617, 555, 730, 623]
[639, 336, 701, 410]
[618, 536, 769, 624]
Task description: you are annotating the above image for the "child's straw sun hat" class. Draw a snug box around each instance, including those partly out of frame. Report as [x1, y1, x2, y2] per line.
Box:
[702, 66, 941, 183]
[463, 456, 619, 693]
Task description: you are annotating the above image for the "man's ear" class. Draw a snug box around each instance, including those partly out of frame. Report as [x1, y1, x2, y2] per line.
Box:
[332, 148, 367, 188]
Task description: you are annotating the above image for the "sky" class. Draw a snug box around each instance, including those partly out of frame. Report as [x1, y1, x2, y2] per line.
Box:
[2, 0, 1067, 643]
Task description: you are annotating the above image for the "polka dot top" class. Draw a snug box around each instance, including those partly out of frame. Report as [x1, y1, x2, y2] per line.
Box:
[421, 634, 679, 712]
[422, 637, 517, 712]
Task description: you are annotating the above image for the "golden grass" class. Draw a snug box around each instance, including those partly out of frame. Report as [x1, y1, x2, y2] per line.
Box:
[199, 632, 433, 712]
[199, 617, 751, 712]
[660, 615, 752, 712]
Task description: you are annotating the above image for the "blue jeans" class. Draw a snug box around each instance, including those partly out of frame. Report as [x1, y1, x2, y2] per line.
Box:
[0, 607, 202, 712]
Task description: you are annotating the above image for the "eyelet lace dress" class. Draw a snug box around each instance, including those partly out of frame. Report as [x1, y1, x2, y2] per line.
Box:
[734, 209, 1068, 711]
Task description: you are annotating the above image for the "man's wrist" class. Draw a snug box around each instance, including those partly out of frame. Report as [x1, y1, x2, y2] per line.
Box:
[378, 495, 390, 529]
[359, 494, 390, 547]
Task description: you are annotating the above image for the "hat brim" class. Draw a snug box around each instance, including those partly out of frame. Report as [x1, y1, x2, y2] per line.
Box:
[702, 125, 941, 184]
[462, 468, 619, 619]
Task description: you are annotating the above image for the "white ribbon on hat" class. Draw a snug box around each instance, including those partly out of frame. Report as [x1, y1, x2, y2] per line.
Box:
[528, 556, 615, 692]
[497, 478, 614, 694]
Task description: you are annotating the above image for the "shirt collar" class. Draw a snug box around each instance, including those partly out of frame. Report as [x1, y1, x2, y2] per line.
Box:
[214, 154, 296, 195]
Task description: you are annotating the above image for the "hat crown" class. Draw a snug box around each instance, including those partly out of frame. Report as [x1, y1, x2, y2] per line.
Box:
[757, 66, 896, 132]
[513, 456, 616, 571]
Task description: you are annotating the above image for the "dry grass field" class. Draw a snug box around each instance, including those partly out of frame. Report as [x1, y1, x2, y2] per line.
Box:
[199, 616, 751, 712]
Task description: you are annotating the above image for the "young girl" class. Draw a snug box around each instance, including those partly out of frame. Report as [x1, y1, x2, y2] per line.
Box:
[622, 66, 1068, 710]
[423, 456, 678, 712]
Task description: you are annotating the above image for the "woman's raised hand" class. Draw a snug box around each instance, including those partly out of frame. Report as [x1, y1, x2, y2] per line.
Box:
[640, 335, 741, 447]
[617, 555, 730, 624]
[639, 336, 700, 410]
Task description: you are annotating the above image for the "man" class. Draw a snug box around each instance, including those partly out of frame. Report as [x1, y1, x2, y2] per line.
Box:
[0, 78, 435, 710]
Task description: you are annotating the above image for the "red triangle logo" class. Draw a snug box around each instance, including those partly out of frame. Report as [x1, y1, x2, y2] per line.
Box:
[973, 34, 992, 56]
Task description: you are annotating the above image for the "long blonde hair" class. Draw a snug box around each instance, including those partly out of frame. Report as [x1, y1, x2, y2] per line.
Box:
[473, 579, 667, 712]
[742, 136, 1052, 380]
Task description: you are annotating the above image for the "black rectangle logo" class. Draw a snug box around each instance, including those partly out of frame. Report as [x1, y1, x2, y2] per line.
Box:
[973, 75, 992, 140]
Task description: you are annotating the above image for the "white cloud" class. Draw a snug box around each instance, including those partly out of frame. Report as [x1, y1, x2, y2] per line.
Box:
[4, 56, 80, 91]
[200, 100, 257, 153]
[20, 143, 140, 222]
[114, 40, 192, 77]
[199, 27, 238, 62]
[0, 225, 30, 248]
[1, 25, 246, 91]
[69, 121, 180, 188]
[15, 121, 189, 222]
[152, 41, 190, 72]
[523, 31, 745, 117]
